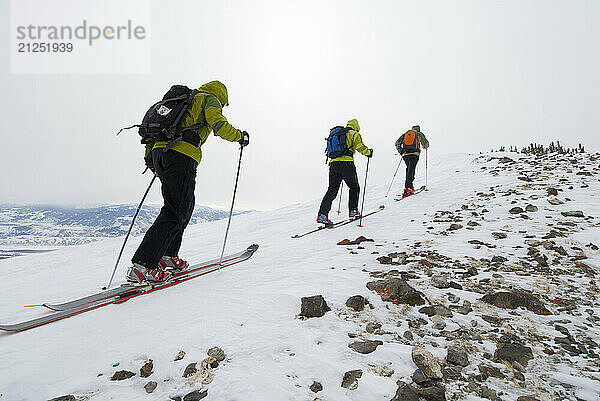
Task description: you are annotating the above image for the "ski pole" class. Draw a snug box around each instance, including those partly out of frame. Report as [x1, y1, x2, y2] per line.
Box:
[385, 157, 403, 197]
[104, 174, 156, 290]
[357, 156, 371, 227]
[425, 148, 428, 189]
[337, 184, 343, 214]
[219, 145, 244, 267]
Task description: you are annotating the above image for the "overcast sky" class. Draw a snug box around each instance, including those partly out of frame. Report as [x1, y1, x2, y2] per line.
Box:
[1, 0, 598, 210]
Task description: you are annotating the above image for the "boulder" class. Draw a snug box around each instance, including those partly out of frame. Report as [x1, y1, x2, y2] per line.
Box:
[411, 346, 443, 379]
[300, 295, 331, 318]
[348, 340, 383, 354]
[341, 369, 362, 390]
[346, 295, 366, 311]
[366, 278, 425, 306]
[481, 290, 551, 315]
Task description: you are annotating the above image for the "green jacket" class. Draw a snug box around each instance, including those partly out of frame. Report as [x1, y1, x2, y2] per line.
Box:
[330, 119, 371, 163]
[395, 129, 429, 157]
[148, 81, 242, 163]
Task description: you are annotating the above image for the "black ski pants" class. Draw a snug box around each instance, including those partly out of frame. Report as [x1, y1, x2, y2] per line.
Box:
[132, 149, 197, 269]
[318, 161, 360, 216]
[403, 154, 420, 189]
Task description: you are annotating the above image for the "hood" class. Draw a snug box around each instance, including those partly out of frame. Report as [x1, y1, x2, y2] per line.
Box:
[346, 119, 360, 132]
[412, 125, 420, 132]
[199, 80, 229, 106]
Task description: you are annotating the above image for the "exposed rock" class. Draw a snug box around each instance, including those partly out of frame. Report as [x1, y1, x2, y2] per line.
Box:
[546, 187, 558, 196]
[481, 290, 551, 315]
[183, 389, 208, 401]
[412, 368, 434, 385]
[478, 364, 504, 380]
[48, 396, 76, 401]
[525, 204, 538, 212]
[449, 223, 463, 231]
[494, 342, 533, 366]
[348, 340, 383, 354]
[509, 207, 524, 214]
[412, 346, 443, 379]
[207, 346, 226, 362]
[338, 236, 374, 245]
[308, 380, 322, 393]
[491, 255, 508, 263]
[341, 369, 362, 390]
[517, 396, 541, 401]
[346, 295, 366, 311]
[561, 210, 584, 218]
[492, 232, 507, 239]
[376, 256, 393, 264]
[110, 370, 135, 381]
[419, 304, 453, 318]
[432, 320, 446, 330]
[183, 363, 198, 378]
[417, 384, 447, 401]
[175, 350, 186, 361]
[144, 381, 157, 393]
[391, 382, 419, 401]
[548, 198, 563, 205]
[446, 345, 469, 367]
[478, 385, 501, 401]
[140, 360, 153, 378]
[431, 274, 450, 289]
[300, 295, 331, 318]
[365, 321, 382, 333]
[366, 278, 425, 306]
[442, 366, 463, 380]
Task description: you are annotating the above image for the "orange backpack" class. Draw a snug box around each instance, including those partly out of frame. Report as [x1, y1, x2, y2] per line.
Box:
[402, 130, 420, 152]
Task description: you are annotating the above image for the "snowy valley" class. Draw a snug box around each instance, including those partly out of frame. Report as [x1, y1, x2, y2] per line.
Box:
[0, 204, 247, 257]
[0, 150, 599, 401]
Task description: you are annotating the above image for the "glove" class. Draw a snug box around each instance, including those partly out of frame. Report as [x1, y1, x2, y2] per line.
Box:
[367, 148, 374, 158]
[144, 154, 155, 174]
[239, 131, 250, 147]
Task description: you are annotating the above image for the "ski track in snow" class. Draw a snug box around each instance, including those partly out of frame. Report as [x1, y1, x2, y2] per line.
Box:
[0, 152, 599, 401]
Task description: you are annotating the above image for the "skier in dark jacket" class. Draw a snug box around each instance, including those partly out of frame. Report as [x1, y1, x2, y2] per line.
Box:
[317, 119, 373, 225]
[395, 125, 429, 197]
[127, 81, 250, 284]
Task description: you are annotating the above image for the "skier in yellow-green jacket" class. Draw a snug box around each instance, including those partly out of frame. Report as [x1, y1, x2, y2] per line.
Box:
[317, 119, 373, 225]
[128, 81, 250, 284]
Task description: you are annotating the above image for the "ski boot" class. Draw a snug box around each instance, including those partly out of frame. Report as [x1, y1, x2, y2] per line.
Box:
[317, 214, 333, 226]
[127, 263, 172, 284]
[159, 255, 189, 271]
[349, 209, 361, 219]
[402, 187, 415, 198]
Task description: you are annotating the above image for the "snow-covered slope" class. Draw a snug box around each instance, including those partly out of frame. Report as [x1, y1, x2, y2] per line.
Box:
[0, 151, 599, 401]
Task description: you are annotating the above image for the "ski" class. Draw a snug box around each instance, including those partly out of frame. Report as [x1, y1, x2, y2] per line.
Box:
[0, 244, 259, 332]
[394, 185, 426, 201]
[43, 247, 252, 311]
[292, 206, 385, 238]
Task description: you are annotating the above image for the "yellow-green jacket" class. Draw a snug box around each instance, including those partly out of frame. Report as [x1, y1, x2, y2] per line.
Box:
[147, 81, 242, 163]
[330, 119, 371, 163]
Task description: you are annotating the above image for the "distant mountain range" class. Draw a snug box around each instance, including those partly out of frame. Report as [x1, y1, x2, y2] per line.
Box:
[0, 204, 249, 250]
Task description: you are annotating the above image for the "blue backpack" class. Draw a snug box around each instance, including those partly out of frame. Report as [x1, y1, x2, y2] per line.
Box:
[325, 126, 352, 158]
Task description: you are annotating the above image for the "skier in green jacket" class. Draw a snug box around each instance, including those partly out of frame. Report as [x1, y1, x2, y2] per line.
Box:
[395, 125, 429, 197]
[128, 81, 250, 284]
[317, 119, 373, 225]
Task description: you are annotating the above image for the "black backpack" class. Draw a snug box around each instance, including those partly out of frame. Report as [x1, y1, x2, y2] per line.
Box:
[118, 85, 201, 146]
